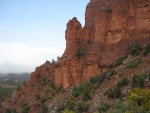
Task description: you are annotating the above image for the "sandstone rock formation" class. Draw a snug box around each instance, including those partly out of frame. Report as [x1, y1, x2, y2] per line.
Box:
[21, 0, 150, 90]
[54, 0, 150, 89]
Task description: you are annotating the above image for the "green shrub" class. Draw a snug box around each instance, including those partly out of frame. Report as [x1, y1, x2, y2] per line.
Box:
[126, 57, 142, 68]
[145, 71, 150, 80]
[71, 85, 83, 98]
[5, 108, 11, 113]
[76, 48, 86, 59]
[105, 86, 122, 99]
[132, 74, 145, 88]
[115, 57, 126, 67]
[41, 97, 47, 103]
[117, 77, 129, 87]
[55, 87, 61, 93]
[105, 8, 112, 14]
[107, 69, 116, 79]
[50, 82, 55, 89]
[63, 109, 76, 113]
[87, 40, 93, 44]
[107, 109, 123, 113]
[145, 42, 150, 53]
[67, 99, 75, 110]
[128, 88, 150, 110]
[82, 86, 92, 101]
[97, 102, 110, 112]
[130, 43, 142, 55]
[142, 42, 150, 56]
[56, 100, 65, 112]
[90, 73, 106, 84]
[21, 103, 30, 113]
[77, 102, 89, 113]
[12, 109, 18, 113]
[115, 99, 130, 112]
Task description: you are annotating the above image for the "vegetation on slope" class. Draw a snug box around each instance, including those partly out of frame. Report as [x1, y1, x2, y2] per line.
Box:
[2, 42, 150, 113]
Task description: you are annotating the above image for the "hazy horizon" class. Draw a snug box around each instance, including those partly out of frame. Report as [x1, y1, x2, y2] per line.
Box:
[0, 0, 89, 73]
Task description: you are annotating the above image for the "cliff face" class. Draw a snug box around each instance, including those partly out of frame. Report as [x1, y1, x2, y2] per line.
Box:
[53, 0, 150, 89]
[30, 0, 150, 90]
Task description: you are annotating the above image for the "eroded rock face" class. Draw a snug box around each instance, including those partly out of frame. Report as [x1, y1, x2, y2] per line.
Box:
[16, 0, 150, 90]
[55, 0, 150, 89]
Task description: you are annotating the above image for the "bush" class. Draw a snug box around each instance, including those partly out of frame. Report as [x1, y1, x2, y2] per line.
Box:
[142, 42, 150, 56]
[128, 88, 150, 110]
[97, 102, 110, 112]
[82, 86, 92, 101]
[71, 85, 83, 98]
[90, 73, 106, 84]
[41, 97, 47, 103]
[50, 82, 55, 89]
[107, 69, 116, 79]
[87, 40, 93, 44]
[132, 74, 145, 88]
[145, 42, 150, 53]
[130, 43, 142, 55]
[55, 87, 61, 93]
[77, 102, 90, 113]
[117, 77, 129, 87]
[67, 99, 75, 110]
[105, 86, 122, 99]
[107, 109, 122, 113]
[56, 100, 65, 112]
[105, 8, 112, 14]
[115, 57, 126, 67]
[5, 108, 11, 113]
[72, 83, 93, 100]
[63, 109, 76, 113]
[21, 103, 30, 113]
[12, 109, 18, 113]
[115, 99, 130, 112]
[126, 57, 142, 68]
[76, 48, 86, 59]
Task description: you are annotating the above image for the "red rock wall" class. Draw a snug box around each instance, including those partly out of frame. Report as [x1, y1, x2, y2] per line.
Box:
[31, 0, 150, 90]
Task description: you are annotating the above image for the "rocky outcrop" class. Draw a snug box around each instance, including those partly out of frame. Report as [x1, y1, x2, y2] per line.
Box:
[14, 0, 150, 90]
[54, 0, 150, 89]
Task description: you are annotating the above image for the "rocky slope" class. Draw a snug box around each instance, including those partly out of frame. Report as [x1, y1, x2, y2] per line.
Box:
[0, 0, 150, 112]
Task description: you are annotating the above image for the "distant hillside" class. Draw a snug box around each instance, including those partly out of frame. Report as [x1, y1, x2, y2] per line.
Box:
[0, 73, 30, 86]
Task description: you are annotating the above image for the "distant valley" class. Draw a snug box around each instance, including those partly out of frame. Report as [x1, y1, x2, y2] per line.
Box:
[0, 73, 30, 87]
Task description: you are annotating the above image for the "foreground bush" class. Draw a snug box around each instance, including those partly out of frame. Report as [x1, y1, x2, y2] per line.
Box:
[105, 86, 122, 99]
[71, 83, 93, 101]
[128, 88, 150, 111]
[126, 57, 142, 68]
[63, 109, 76, 113]
[77, 102, 89, 113]
[132, 74, 145, 88]
[142, 42, 150, 56]
[96, 101, 110, 113]
[130, 43, 142, 55]
[117, 77, 129, 87]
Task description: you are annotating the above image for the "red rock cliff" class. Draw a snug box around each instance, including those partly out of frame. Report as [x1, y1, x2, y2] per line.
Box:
[31, 0, 150, 90]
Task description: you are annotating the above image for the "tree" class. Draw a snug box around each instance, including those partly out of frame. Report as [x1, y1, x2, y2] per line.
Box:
[51, 59, 55, 64]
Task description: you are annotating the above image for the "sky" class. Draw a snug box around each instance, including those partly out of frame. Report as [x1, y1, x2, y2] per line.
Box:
[0, 0, 89, 73]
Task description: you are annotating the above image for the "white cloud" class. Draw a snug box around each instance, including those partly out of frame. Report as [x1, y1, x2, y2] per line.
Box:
[0, 42, 63, 73]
